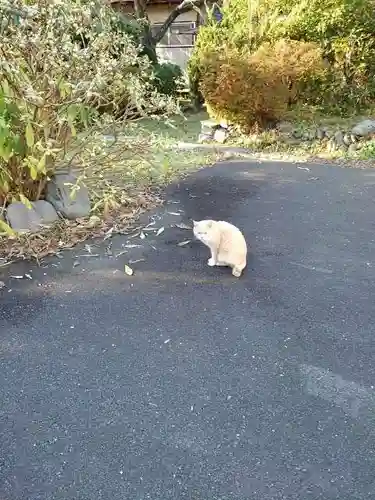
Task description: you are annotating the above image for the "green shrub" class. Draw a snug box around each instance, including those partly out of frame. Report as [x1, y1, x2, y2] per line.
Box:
[0, 0, 176, 206]
[251, 39, 326, 104]
[153, 62, 183, 96]
[199, 49, 290, 130]
[196, 38, 325, 129]
[190, 0, 375, 112]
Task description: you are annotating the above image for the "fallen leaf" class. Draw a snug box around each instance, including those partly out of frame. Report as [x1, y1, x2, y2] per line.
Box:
[297, 166, 310, 171]
[129, 258, 145, 264]
[167, 212, 180, 216]
[175, 223, 191, 230]
[164, 339, 171, 344]
[178, 240, 191, 247]
[156, 227, 164, 236]
[10, 275, 24, 279]
[124, 264, 134, 276]
[115, 250, 127, 257]
[25, 274, 32, 280]
[104, 227, 114, 240]
[140, 232, 146, 239]
[0, 281, 5, 289]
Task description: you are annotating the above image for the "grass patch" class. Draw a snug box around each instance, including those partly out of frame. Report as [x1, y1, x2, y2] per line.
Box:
[82, 110, 214, 213]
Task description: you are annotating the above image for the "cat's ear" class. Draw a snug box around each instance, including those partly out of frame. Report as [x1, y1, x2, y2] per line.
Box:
[192, 220, 198, 226]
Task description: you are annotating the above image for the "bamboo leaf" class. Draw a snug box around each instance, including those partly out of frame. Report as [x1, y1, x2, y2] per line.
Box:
[0, 219, 15, 235]
[19, 193, 33, 210]
[25, 123, 34, 148]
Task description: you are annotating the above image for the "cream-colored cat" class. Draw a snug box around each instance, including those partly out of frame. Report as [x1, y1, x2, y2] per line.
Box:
[193, 219, 247, 277]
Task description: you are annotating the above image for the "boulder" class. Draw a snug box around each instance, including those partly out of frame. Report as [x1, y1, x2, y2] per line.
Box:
[213, 127, 229, 144]
[198, 133, 212, 144]
[316, 128, 326, 140]
[348, 143, 359, 153]
[351, 119, 375, 137]
[46, 173, 90, 219]
[6, 200, 59, 233]
[333, 130, 346, 149]
[343, 133, 352, 146]
[200, 119, 220, 136]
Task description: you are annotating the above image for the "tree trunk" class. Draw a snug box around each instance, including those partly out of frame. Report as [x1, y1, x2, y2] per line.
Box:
[127, 0, 206, 62]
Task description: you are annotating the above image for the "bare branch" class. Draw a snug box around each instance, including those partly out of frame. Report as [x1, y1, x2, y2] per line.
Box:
[150, 0, 205, 44]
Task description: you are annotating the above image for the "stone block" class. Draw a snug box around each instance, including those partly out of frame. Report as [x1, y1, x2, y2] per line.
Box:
[6, 200, 59, 233]
[351, 119, 375, 137]
[46, 173, 90, 219]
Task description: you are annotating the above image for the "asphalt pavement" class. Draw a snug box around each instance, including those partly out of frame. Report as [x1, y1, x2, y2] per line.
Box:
[1, 159, 375, 500]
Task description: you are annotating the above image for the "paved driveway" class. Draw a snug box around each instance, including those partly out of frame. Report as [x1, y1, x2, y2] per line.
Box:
[1, 159, 375, 500]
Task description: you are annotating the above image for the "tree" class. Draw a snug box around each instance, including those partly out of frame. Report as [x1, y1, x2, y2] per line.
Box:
[112, 0, 209, 62]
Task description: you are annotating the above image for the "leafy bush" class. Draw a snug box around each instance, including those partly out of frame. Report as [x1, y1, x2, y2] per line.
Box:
[199, 49, 290, 130]
[153, 62, 183, 96]
[190, 0, 375, 112]
[0, 0, 175, 206]
[251, 39, 326, 104]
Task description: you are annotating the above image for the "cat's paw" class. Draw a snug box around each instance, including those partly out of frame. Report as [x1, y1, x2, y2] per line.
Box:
[232, 267, 242, 277]
[207, 258, 216, 267]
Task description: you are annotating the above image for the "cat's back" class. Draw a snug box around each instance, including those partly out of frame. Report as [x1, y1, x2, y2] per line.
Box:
[216, 220, 247, 253]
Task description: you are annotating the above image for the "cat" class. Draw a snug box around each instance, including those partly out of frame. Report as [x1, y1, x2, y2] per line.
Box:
[193, 219, 247, 277]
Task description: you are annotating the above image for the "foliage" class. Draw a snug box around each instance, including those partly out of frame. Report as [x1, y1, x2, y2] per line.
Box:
[190, 0, 375, 113]
[0, 0, 176, 207]
[251, 39, 326, 104]
[153, 62, 183, 96]
[199, 49, 290, 130]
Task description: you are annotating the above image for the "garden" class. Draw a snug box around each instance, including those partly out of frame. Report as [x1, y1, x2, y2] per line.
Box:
[1, 0, 375, 263]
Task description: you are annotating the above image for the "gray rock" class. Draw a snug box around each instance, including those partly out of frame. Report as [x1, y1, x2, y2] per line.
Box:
[351, 119, 375, 137]
[292, 129, 302, 139]
[6, 200, 59, 233]
[219, 120, 230, 129]
[201, 119, 219, 135]
[325, 130, 333, 139]
[308, 130, 318, 141]
[333, 130, 345, 148]
[343, 133, 352, 146]
[277, 121, 294, 135]
[348, 143, 359, 153]
[327, 138, 337, 152]
[198, 133, 212, 143]
[302, 131, 310, 141]
[46, 173, 91, 219]
[213, 127, 228, 144]
[33, 200, 59, 223]
[316, 128, 326, 140]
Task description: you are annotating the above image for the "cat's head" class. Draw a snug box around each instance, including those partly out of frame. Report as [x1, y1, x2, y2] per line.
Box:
[193, 219, 215, 243]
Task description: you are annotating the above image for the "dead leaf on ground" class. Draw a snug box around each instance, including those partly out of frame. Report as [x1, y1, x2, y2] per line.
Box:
[104, 227, 114, 240]
[175, 223, 191, 230]
[124, 264, 134, 276]
[177, 240, 191, 247]
[156, 227, 164, 236]
[167, 212, 180, 216]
